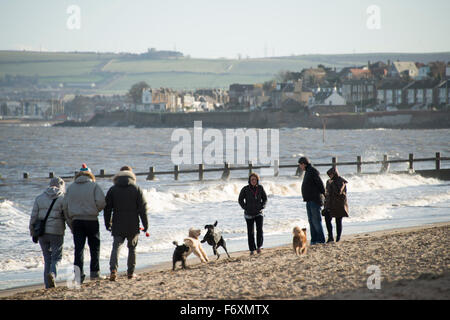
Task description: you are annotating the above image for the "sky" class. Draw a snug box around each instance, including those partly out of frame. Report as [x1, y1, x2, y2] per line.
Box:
[0, 0, 449, 59]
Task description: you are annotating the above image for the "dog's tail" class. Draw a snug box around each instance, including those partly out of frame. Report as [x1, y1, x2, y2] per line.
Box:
[172, 241, 179, 246]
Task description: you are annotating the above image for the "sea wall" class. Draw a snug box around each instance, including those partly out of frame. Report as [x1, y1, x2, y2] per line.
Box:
[57, 110, 450, 129]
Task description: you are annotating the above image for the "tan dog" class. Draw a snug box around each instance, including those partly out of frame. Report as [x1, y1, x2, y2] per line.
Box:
[293, 226, 308, 256]
[184, 227, 209, 263]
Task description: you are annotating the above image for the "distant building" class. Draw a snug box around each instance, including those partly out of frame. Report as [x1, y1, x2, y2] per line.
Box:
[300, 68, 327, 86]
[342, 80, 377, 106]
[388, 61, 419, 79]
[437, 79, 450, 105]
[376, 80, 412, 107]
[406, 79, 441, 107]
[417, 64, 431, 80]
[271, 80, 311, 109]
[308, 87, 353, 114]
[340, 67, 372, 80]
[142, 88, 152, 104]
[135, 102, 166, 112]
[228, 84, 264, 109]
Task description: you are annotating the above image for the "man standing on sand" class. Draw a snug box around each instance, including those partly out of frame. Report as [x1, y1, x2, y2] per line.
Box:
[104, 166, 148, 281]
[298, 157, 326, 245]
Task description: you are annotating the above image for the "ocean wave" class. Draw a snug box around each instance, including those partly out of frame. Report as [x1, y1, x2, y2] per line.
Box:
[141, 174, 443, 213]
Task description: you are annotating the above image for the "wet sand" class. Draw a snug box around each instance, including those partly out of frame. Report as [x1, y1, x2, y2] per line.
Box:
[1, 222, 449, 300]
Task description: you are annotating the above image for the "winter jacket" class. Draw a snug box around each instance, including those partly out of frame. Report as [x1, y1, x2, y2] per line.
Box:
[301, 164, 325, 205]
[63, 174, 106, 223]
[104, 171, 149, 237]
[238, 177, 268, 218]
[324, 175, 349, 218]
[29, 186, 70, 236]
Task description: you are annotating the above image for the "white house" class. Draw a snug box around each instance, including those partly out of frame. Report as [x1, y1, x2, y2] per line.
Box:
[142, 88, 152, 104]
[309, 87, 346, 107]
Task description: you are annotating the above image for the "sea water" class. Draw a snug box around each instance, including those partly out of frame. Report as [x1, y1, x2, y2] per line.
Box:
[0, 124, 449, 290]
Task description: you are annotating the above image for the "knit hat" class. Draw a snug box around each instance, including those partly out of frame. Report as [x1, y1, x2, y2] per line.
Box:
[79, 163, 92, 173]
[49, 176, 65, 188]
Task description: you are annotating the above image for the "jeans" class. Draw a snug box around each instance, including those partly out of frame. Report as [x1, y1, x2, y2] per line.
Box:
[245, 215, 264, 252]
[324, 211, 343, 241]
[39, 234, 64, 288]
[73, 220, 101, 278]
[306, 201, 325, 244]
[109, 234, 139, 275]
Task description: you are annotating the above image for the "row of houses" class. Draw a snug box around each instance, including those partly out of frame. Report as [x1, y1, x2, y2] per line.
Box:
[135, 88, 229, 112]
[0, 99, 64, 118]
[227, 60, 450, 114]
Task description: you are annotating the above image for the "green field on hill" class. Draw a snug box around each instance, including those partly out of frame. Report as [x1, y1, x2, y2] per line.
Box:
[1, 50, 449, 92]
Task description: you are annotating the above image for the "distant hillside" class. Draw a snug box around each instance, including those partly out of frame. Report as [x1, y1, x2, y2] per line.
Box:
[1, 50, 449, 93]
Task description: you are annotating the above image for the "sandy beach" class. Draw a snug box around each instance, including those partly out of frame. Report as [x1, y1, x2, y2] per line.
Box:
[1, 222, 449, 300]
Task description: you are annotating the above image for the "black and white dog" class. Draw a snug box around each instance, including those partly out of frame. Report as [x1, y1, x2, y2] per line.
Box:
[201, 221, 231, 260]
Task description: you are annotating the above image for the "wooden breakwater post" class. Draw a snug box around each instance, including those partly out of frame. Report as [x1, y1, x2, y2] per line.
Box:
[436, 152, 441, 170]
[198, 164, 204, 181]
[332, 157, 337, 169]
[174, 165, 179, 180]
[274, 159, 279, 177]
[380, 154, 389, 173]
[147, 167, 155, 180]
[357, 156, 362, 174]
[409, 153, 414, 172]
[221, 162, 230, 180]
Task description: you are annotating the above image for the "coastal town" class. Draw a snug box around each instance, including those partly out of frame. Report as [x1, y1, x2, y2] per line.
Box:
[1, 59, 450, 122]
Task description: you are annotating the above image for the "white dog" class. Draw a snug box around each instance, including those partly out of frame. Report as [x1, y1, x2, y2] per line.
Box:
[184, 227, 209, 263]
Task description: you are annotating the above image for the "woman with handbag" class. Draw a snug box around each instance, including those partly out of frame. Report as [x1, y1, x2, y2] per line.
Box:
[29, 177, 71, 288]
[323, 167, 349, 243]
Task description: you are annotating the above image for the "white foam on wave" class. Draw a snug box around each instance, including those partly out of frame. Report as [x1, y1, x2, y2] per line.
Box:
[141, 173, 444, 213]
[346, 173, 441, 193]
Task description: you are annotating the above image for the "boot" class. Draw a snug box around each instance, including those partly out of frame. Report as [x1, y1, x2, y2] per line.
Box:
[109, 270, 117, 281]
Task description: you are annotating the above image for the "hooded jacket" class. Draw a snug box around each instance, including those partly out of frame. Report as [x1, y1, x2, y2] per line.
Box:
[29, 184, 70, 236]
[301, 164, 325, 205]
[104, 170, 149, 237]
[63, 173, 106, 223]
[324, 168, 349, 218]
[238, 174, 268, 218]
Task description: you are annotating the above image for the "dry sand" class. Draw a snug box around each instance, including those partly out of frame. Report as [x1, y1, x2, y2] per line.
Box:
[1, 222, 449, 300]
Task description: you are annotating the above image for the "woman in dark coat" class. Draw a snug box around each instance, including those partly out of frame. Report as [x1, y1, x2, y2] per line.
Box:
[238, 173, 267, 255]
[323, 167, 349, 242]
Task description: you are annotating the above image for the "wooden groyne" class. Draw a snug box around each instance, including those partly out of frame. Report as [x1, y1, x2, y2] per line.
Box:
[21, 152, 450, 181]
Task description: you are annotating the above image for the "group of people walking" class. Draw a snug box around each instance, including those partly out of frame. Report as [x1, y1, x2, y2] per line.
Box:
[29, 157, 348, 289]
[239, 156, 349, 255]
[29, 164, 148, 288]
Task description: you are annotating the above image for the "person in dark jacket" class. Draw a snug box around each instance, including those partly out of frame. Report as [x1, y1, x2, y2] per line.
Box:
[238, 173, 267, 255]
[104, 166, 148, 281]
[298, 157, 326, 245]
[323, 167, 349, 243]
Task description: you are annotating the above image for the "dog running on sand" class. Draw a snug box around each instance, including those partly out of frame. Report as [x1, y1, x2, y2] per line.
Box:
[201, 220, 231, 260]
[293, 226, 308, 256]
